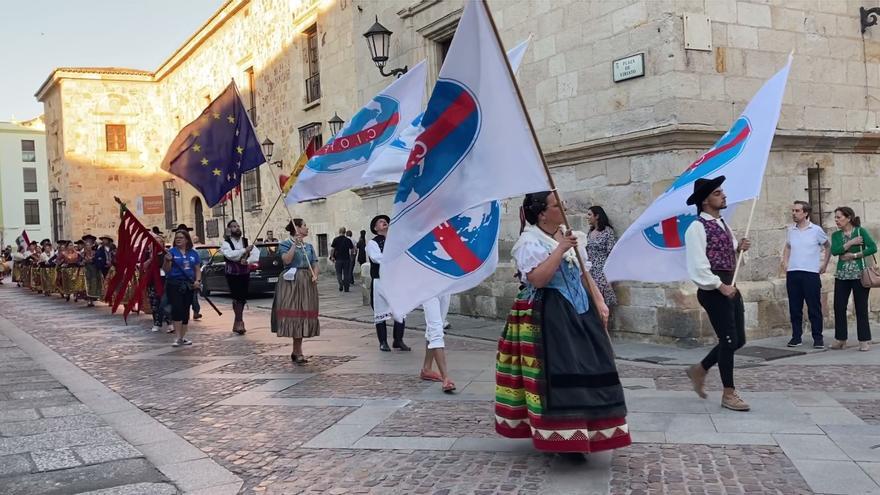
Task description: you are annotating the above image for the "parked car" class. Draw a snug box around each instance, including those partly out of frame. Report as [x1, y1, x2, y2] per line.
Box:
[201, 242, 282, 296]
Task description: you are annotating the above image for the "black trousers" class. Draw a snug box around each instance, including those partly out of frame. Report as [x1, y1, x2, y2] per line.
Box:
[786, 271, 823, 341]
[335, 259, 351, 290]
[698, 272, 745, 389]
[166, 279, 193, 325]
[834, 278, 872, 342]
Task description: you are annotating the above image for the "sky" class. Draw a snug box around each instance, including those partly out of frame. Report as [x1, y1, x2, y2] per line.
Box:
[0, 0, 227, 121]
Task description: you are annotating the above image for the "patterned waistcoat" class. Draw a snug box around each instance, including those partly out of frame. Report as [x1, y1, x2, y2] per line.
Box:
[697, 216, 736, 271]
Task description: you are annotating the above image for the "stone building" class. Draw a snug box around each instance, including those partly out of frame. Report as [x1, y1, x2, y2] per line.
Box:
[0, 117, 51, 246]
[36, 0, 880, 342]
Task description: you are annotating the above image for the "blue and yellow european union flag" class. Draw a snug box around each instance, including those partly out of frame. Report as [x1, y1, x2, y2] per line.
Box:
[161, 82, 265, 207]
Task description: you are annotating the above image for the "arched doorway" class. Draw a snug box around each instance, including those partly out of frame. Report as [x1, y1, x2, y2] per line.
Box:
[192, 198, 205, 242]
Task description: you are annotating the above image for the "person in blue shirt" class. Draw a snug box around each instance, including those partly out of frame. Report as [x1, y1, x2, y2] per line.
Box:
[162, 229, 202, 347]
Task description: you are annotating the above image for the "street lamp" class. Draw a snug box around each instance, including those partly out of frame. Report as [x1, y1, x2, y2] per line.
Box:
[162, 178, 179, 197]
[50, 188, 60, 242]
[363, 16, 408, 78]
[328, 113, 345, 136]
[262, 138, 283, 168]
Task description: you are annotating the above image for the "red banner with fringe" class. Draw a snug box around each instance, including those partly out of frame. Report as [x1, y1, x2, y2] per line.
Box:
[103, 206, 164, 321]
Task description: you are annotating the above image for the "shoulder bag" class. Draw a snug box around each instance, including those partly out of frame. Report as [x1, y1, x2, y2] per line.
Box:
[859, 227, 880, 288]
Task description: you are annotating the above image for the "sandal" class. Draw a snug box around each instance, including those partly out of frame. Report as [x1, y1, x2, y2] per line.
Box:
[420, 369, 442, 382]
[442, 380, 456, 394]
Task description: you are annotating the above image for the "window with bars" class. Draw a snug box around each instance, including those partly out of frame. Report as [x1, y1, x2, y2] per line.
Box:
[316, 233, 328, 257]
[212, 202, 227, 218]
[246, 67, 257, 125]
[304, 25, 321, 103]
[163, 188, 177, 230]
[206, 218, 220, 239]
[805, 166, 829, 227]
[24, 200, 40, 225]
[23, 168, 37, 192]
[299, 122, 323, 153]
[243, 170, 262, 211]
[105, 124, 127, 152]
[21, 140, 35, 162]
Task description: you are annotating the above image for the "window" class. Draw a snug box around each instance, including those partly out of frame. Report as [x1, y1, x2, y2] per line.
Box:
[22, 168, 38, 192]
[21, 140, 35, 162]
[212, 202, 226, 218]
[242, 170, 262, 211]
[299, 122, 323, 152]
[304, 25, 321, 103]
[206, 218, 220, 239]
[246, 67, 257, 125]
[24, 200, 40, 225]
[105, 124, 127, 152]
[439, 38, 453, 63]
[163, 188, 177, 230]
[316, 233, 328, 257]
[805, 165, 829, 227]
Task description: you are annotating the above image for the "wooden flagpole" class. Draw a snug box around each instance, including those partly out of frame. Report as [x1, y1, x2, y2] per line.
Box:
[731, 197, 758, 285]
[479, 0, 608, 328]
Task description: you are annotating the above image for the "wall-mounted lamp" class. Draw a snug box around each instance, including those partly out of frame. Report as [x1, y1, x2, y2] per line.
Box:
[364, 16, 408, 78]
[261, 138, 283, 168]
[328, 113, 345, 136]
[862, 6, 880, 32]
[162, 178, 180, 197]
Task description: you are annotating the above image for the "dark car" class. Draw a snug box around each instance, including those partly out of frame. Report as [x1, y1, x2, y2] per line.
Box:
[201, 242, 282, 296]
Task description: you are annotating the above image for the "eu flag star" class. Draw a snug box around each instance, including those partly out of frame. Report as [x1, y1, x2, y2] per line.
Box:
[160, 81, 267, 207]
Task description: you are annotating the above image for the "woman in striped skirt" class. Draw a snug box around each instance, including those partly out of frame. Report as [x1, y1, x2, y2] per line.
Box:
[495, 191, 630, 458]
[271, 219, 319, 364]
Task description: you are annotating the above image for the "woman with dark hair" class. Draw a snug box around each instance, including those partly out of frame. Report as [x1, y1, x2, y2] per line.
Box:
[162, 229, 201, 347]
[830, 207, 876, 351]
[356, 230, 367, 277]
[495, 191, 630, 457]
[586, 205, 618, 309]
[272, 218, 320, 363]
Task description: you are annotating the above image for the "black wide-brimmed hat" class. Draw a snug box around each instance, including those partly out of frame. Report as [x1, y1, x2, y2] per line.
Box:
[370, 215, 390, 235]
[74, 240, 84, 245]
[40, 239, 51, 246]
[99, 235, 114, 242]
[686, 176, 726, 207]
[81, 234, 97, 242]
[175, 224, 193, 232]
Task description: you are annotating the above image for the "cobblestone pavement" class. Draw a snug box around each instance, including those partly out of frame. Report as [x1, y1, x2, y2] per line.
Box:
[5, 280, 880, 494]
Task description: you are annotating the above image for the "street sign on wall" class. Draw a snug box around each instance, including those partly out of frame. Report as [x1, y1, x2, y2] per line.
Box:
[613, 53, 645, 83]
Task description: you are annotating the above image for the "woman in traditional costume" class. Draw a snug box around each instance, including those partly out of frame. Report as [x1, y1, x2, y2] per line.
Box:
[82, 235, 103, 307]
[495, 191, 630, 458]
[271, 219, 320, 364]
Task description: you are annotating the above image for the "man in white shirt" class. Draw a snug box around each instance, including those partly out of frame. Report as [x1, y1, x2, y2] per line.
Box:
[781, 201, 830, 349]
[221, 220, 261, 334]
[683, 176, 752, 412]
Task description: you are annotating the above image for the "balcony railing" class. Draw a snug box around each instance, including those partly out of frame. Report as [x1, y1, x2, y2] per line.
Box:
[305, 73, 321, 104]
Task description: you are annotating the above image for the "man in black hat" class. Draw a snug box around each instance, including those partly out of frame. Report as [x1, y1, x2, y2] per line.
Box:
[683, 176, 752, 412]
[366, 214, 410, 352]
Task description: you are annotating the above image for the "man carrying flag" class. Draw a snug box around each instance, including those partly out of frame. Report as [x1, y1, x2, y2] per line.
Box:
[161, 81, 266, 207]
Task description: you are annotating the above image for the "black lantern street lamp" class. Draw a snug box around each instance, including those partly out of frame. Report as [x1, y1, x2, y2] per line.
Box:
[328, 113, 345, 136]
[162, 178, 179, 197]
[364, 16, 408, 78]
[50, 187, 59, 202]
[862, 6, 880, 32]
[262, 138, 283, 167]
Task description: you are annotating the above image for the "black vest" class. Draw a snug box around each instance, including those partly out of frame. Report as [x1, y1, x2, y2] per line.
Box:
[369, 235, 385, 279]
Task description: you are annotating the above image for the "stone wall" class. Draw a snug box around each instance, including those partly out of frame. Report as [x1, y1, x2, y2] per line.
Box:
[39, 0, 880, 343]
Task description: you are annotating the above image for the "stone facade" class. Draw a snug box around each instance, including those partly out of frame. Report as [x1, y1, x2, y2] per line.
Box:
[36, 0, 880, 343]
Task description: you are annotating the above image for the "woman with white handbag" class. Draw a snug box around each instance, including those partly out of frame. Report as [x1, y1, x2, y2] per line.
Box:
[830, 206, 877, 351]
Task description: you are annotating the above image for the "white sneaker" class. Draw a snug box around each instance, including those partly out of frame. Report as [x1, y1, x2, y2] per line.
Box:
[151, 326, 161, 333]
[171, 339, 182, 347]
[181, 338, 193, 346]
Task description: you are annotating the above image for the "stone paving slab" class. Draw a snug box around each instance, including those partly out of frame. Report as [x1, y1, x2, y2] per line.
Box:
[792, 459, 880, 495]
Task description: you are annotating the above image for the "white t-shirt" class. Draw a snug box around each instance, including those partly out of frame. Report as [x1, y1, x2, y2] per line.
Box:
[787, 222, 828, 273]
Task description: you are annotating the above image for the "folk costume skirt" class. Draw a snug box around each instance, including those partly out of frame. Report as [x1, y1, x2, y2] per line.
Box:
[495, 288, 631, 453]
[271, 268, 319, 339]
[60, 266, 86, 296]
[84, 265, 103, 300]
[30, 267, 42, 292]
[41, 267, 57, 295]
[12, 262, 22, 283]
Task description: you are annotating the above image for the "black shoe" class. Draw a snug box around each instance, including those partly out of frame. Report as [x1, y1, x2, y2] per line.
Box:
[379, 342, 391, 352]
[339, 286, 343, 292]
[392, 341, 412, 351]
[344, 288, 350, 292]
[786, 338, 802, 347]
[813, 340, 825, 349]
[559, 452, 587, 463]
[193, 313, 202, 321]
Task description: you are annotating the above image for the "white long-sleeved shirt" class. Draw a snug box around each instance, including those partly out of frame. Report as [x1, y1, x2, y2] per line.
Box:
[221, 237, 261, 264]
[366, 239, 383, 264]
[684, 212, 739, 290]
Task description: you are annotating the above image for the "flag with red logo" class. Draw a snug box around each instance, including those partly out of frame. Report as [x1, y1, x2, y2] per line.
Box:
[604, 54, 792, 282]
[380, 1, 550, 263]
[286, 62, 427, 203]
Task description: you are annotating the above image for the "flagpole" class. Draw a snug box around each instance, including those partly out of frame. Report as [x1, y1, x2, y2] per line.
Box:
[479, 0, 608, 328]
[262, 154, 317, 280]
[731, 197, 758, 285]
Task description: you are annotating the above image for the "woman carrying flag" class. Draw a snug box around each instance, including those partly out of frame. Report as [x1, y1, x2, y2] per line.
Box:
[271, 219, 320, 363]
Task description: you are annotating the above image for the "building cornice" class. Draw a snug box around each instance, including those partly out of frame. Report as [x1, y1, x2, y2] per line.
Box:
[545, 124, 880, 167]
[34, 68, 154, 102]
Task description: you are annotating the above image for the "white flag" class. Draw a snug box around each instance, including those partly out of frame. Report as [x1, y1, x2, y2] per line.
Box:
[361, 38, 531, 185]
[286, 61, 427, 203]
[381, 1, 550, 262]
[380, 201, 500, 318]
[604, 55, 792, 283]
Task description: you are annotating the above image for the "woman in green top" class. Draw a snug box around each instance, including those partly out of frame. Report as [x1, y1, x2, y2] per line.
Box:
[830, 206, 876, 351]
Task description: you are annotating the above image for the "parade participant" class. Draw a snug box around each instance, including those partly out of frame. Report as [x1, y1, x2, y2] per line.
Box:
[144, 232, 170, 333]
[70, 240, 87, 302]
[39, 240, 57, 296]
[830, 206, 876, 351]
[366, 215, 410, 352]
[162, 229, 201, 347]
[82, 235, 102, 307]
[221, 220, 260, 334]
[188, 228, 203, 321]
[495, 191, 628, 456]
[585, 206, 618, 311]
[11, 245, 27, 286]
[781, 201, 830, 349]
[420, 295, 455, 393]
[94, 235, 113, 277]
[271, 219, 320, 363]
[684, 177, 752, 412]
[0, 247, 10, 284]
[57, 241, 82, 301]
